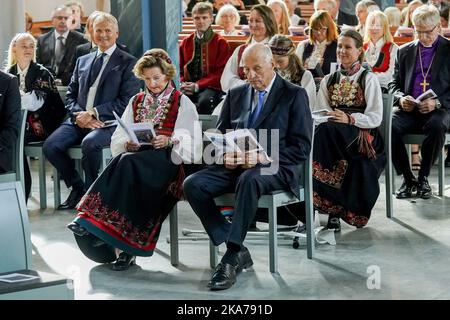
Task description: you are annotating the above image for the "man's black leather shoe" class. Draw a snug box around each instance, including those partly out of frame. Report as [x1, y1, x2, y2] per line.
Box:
[326, 216, 341, 232]
[112, 252, 136, 271]
[417, 176, 432, 199]
[207, 262, 237, 291]
[58, 188, 85, 210]
[236, 247, 253, 273]
[67, 222, 89, 236]
[395, 179, 417, 199]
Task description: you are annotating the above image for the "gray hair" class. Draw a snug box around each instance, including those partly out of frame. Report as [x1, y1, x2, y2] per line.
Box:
[93, 12, 119, 31]
[242, 43, 273, 64]
[384, 6, 402, 27]
[314, 0, 337, 11]
[216, 4, 241, 26]
[51, 5, 71, 19]
[356, 0, 379, 11]
[412, 4, 440, 27]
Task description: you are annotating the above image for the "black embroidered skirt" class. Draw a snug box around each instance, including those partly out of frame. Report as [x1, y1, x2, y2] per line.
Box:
[312, 122, 386, 227]
[74, 148, 180, 257]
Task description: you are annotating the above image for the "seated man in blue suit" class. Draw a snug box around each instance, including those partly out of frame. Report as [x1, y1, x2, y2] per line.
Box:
[183, 43, 313, 290]
[44, 12, 140, 210]
[0, 71, 21, 174]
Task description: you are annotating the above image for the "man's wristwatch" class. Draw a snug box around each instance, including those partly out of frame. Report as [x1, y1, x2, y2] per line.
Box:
[435, 99, 441, 109]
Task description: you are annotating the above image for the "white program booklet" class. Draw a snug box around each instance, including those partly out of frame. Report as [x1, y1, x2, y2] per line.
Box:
[113, 111, 156, 145]
[312, 108, 334, 121]
[414, 89, 437, 104]
[0, 273, 40, 283]
[204, 129, 271, 161]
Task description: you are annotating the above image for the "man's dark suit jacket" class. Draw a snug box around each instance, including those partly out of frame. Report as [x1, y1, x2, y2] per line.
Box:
[0, 71, 21, 172]
[389, 36, 450, 111]
[36, 29, 88, 86]
[217, 74, 313, 198]
[66, 46, 140, 122]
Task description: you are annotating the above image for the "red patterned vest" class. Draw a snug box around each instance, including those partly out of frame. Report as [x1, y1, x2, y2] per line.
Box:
[237, 44, 247, 80]
[363, 42, 393, 73]
[131, 90, 181, 137]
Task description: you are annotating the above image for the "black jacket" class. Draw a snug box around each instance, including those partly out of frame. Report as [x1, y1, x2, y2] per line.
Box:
[9, 62, 66, 142]
[218, 74, 313, 198]
[0, 71, 21, 172]
[36, 29, 88, 86]
[389, 36, 450, 111]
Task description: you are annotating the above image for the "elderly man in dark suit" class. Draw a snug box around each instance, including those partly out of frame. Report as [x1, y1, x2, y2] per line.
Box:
[43, 12, 140, 210]
[36, 5, 88, 85]
[183, 43, 313, 290]
[0, 71, 21, 174]
[389, 4, 450, 199]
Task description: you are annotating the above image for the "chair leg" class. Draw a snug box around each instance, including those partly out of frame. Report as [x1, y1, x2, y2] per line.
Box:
[438, 147, 444, 196]
[169, 204, 179, 267]
[385, 144, 393, 218]
[209, 241, 218, 269]
[53, 167, 61, 209]
[305, 198, 314, 260]
[268, 201, 278, 273]
[38, 154, 47, 210]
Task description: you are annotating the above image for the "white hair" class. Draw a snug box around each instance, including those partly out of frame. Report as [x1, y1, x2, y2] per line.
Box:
[242, 43, 273, 64]
[216, 4, 240, 26]
[51, 5, 71, 19]
[93, 12, 119, 31]
[412, 4, 440, 27]
[314, 0, 337, 11]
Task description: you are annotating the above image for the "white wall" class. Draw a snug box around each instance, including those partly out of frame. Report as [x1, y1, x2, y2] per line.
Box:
[25, 0, 110, 21]
[0, 0, 25, 66]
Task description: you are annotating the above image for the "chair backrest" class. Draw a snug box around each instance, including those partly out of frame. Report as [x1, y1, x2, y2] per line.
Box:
[0, 110, 27, 189]
[57, 86, 68, 103]
[0, 181, 32, 273]
[199, 114, 218, 131]
[380, 93, 393, 142]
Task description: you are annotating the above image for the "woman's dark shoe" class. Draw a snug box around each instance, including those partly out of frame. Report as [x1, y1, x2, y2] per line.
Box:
[112, 252, 136, 271]
[326, 216, 341, 232]
[67, 222, 89, 236]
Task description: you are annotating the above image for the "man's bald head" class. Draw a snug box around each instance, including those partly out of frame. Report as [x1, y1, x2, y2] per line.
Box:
[242, 43, 275, 91]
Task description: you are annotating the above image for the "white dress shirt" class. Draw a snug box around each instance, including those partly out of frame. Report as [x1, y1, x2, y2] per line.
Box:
[86, 43, 117, 116]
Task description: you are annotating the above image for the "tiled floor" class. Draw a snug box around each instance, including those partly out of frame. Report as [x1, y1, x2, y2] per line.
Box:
[26, 160, 450, 300]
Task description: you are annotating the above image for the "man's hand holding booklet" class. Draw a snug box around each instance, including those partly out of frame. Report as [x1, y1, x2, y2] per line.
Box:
[204, 129, 272, 167]
[113, 111, 156, 146]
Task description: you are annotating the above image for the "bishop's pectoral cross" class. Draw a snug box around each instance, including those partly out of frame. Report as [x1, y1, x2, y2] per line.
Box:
[420, 79, 430, 93]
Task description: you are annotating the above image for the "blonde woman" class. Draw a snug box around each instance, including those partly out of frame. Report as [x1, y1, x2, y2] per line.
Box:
[216, 4, 242, 36]
[384, 6, 402, 28]
[267, 0, 291, 35]
[6, 33, 66, 200]
[363, 11, 399, 92]
[403, 0, 424, 28]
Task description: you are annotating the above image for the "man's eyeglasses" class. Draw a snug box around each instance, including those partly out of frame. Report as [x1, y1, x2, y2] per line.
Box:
[414, 25, 438, 36]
